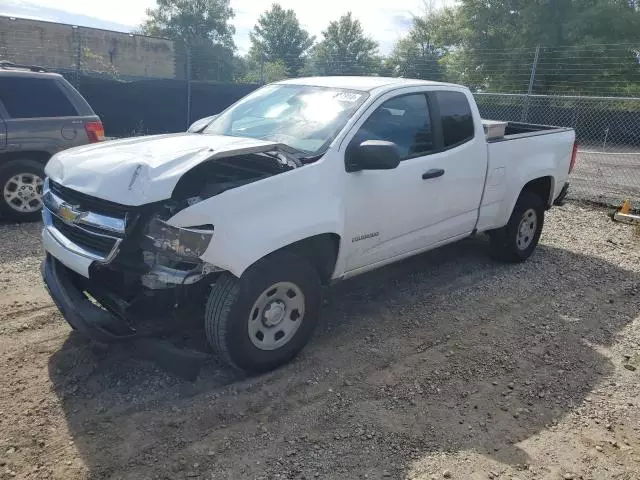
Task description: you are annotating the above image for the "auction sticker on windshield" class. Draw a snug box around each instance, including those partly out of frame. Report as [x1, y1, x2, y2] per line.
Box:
[334, 92, 363, 103]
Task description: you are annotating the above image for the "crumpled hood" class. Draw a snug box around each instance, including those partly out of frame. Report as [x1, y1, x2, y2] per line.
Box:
[45, 133, 283, 206]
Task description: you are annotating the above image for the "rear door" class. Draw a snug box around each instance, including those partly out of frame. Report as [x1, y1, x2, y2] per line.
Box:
[0, 75, 86, 155]
[418, 89, 488, 240]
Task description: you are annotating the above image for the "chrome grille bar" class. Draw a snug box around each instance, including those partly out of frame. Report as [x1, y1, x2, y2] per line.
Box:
[43, 189, 126, 235]
[42, 179, 125, 263]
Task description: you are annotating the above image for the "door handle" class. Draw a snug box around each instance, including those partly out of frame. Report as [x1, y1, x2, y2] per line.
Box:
[422, 168, 445, 180]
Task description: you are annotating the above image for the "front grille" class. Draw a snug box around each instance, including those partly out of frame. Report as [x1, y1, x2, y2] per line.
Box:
[52, 216, 118, 257]
[49, 180, 131, 217]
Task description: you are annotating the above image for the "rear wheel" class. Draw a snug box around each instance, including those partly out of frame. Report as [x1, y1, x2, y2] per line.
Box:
[0, 159, 46, 222]
[489, 191, 545, 262]
[205, 251, 322, 373]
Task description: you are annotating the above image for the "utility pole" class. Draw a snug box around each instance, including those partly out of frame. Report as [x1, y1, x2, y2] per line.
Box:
[521, 44, 541, 122]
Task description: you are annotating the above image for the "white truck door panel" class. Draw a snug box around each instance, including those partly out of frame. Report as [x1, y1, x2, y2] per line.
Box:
[415, 139, 486, 237]
[345, 90, 487, 271]
[423, 90, 487, 236]
[343, 156, 443, 271]
[342, 92, 438, 270]
[342, 88, 488, 272]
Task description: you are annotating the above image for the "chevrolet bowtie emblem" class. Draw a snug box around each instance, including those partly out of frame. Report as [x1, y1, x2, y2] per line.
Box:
[58, 204, 85, 224]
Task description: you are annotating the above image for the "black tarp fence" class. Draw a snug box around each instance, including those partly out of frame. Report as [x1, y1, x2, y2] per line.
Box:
[64, 74, 259, 137]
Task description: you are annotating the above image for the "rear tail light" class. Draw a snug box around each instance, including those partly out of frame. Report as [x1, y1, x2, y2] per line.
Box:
[569, 141, 578, 173]
[84, 121, 105, 143]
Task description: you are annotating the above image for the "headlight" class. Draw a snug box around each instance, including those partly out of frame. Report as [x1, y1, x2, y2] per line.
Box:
[146, 217, 213, 258]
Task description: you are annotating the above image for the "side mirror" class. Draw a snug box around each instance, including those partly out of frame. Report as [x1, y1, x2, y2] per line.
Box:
[346, 140, 401, 172]
[187, 115, 218, 133]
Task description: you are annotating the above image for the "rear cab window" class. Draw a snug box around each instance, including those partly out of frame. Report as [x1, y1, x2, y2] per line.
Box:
[434, 90, 475, 148]
[0, 76, 78, 118]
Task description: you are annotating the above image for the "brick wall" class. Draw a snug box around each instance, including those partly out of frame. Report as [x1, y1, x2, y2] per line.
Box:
[0, 16, 176, 79]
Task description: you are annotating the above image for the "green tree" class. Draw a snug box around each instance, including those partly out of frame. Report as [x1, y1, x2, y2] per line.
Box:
[141, 0, 236, 81]
[452, 0, 640, 94]
[310, 13, 380, 76]
[386, 6, 461, 80]
[240, 59, 289, 84]
[249, 4, 314, 76]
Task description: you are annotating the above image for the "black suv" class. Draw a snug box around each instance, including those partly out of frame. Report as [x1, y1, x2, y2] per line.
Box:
[0, 62, 104, 221]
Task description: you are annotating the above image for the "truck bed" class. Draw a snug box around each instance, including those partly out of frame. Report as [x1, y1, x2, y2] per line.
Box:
[485, 121, 573, 143]
[477, 122, 575, 232]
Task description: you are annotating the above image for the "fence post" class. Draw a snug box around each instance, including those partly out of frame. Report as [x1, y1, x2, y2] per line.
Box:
[521, 44, 540, 122]
[72, 25, 82, 88]
[186, 44, 192, 129]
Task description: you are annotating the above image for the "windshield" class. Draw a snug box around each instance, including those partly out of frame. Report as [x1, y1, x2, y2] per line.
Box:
[203, 84, 369, 155]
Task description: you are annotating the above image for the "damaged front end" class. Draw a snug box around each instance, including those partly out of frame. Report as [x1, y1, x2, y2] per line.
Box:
[138, 147, 301, 290]
[140, 218, 217, 290]
[42, 146, 301, 349]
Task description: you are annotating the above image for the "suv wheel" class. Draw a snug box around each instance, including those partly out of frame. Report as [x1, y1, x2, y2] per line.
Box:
[0, 160, 46, 222]
[205, 251, 322, 373]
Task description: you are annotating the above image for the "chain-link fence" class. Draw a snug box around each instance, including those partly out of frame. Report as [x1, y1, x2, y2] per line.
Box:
[475, 93, 640, 205]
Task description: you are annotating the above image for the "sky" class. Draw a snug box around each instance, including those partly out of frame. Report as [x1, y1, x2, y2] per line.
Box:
[0, 0, 450, 54]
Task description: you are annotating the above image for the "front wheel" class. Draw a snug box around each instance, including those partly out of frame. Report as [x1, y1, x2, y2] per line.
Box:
[489, 191, 545, 262]
[205, 251, 322, 373]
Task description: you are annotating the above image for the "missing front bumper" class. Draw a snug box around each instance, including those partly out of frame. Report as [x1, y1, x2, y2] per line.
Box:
[41, 254, 210, 380]
[41, 254, 136, 343]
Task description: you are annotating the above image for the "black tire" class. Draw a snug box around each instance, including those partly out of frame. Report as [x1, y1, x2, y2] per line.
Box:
[489, 191, 545, 262]
[0, 159, 46, 222]
[205, 251, 322, 373]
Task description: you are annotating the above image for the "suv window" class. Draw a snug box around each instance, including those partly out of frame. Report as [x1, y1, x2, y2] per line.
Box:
[435, 91, 474, 148]
[0, 77, 78, 118]
[354, 93, 434, 160]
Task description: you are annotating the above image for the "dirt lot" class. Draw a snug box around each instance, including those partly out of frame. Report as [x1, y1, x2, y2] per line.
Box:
[0, 203, 639, 480]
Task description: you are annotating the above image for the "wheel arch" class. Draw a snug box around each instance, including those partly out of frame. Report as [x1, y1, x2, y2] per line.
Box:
[248, 233, 341, 286]
[520, 175, 555, 209]
[0, 151, 52, 167]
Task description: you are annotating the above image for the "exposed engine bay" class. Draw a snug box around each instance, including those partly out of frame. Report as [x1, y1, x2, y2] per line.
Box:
[171, 150, 301, 210]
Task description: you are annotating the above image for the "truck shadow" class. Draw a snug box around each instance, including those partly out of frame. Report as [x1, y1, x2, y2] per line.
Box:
[47, 237, 640, 479]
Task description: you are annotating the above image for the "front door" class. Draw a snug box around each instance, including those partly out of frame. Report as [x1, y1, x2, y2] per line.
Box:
[341, 89, 486, 273]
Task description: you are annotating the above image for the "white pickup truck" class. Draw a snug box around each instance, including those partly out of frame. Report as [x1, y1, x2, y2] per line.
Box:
[41, 77, 576, 373]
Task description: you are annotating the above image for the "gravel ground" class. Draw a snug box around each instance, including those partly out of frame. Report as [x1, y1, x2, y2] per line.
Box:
[0, 203, 639, 480]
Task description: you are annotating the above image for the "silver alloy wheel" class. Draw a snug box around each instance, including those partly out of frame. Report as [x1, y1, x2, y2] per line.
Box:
[3, 173, 44, 213]
[248, 281, 305, 351]
[516, 208, 537, 250]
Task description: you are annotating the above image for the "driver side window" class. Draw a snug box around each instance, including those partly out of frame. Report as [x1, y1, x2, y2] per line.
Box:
[353, 93, 434, 160]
